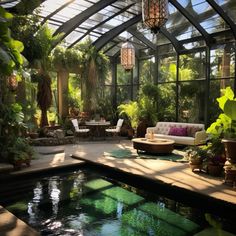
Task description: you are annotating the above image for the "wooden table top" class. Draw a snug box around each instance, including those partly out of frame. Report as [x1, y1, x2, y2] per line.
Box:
[132, 138, 175, 145]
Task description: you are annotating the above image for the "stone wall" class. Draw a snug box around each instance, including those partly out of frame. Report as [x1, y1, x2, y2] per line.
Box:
[30, 136, 75, 146]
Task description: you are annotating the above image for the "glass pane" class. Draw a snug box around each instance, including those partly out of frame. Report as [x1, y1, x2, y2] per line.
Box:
[51, 0, 96, 22]
[209, 79, 234, 125]
[106, 46, 121, 57]
[157, 83, 176, 121]
[210, 44, 235, 79]
[167, 3, 201, 41]
[117, 64, 132, 85]
[183, 40, 205, 50]
[189, 0, 229, 34]
[178, 81, 205, 123]
[98, 86, 114, 121]
[179, 51, 206, 81]
[117, 86, 132, 105]
[158, 45, 176, 55]
[38, 0, 67, 18]
[105, 70, 112, 85]
[159, 55, 177, 82]
[156, 33, 171, 46]
[139, 57, 155, 84]
[218, 0, 236, 24]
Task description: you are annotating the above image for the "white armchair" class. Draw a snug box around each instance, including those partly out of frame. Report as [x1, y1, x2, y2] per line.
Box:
[105, 119, 124, 140]
[71, 119, 90, 141]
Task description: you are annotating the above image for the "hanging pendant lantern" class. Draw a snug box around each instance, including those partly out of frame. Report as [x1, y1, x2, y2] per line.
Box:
[121, 40, 135, 71]
[142, 0, 169, 34]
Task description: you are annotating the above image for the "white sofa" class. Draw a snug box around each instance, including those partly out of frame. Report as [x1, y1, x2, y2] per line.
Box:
[145, 122, 207, 146]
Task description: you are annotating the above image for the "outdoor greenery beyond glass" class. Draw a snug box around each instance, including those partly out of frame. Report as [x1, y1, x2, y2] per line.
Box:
[1, 169, 235, 235]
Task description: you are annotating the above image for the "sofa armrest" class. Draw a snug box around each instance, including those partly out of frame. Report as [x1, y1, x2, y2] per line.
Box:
[146, 127, 158, 134]
[194, 130, 208, 145]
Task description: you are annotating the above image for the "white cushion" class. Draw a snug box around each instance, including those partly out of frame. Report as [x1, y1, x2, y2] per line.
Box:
[76, 129, 89, 133]
[117, 119, 124, 127]
[154, 134, 195, 146]
[106, 129, 118, 133]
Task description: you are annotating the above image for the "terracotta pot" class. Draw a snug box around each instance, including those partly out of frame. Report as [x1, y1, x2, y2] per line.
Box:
[29, 132, 39, 139]
[12, 158, 31, 170]
[222, 139, 236, 164]
[49, 120, 55, 127]
[189, 159, 202, 172]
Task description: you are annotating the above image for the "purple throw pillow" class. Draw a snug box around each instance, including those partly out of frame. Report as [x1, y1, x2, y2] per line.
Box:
[168, 127, 187, 136]
[187, 126, 202, 137]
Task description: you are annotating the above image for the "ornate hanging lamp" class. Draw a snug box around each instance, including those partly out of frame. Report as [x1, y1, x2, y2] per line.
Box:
[7, 73, 18, 92]
[142, 0, 169, 34]
[121, 40, 135, 71]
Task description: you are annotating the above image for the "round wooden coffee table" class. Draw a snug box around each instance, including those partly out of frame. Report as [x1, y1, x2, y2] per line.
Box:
[132, 138, 175, 154]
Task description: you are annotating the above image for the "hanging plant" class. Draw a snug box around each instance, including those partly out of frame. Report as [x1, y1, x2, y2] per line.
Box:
[77, 39, 109, 114]
[51, 46, 82, 73]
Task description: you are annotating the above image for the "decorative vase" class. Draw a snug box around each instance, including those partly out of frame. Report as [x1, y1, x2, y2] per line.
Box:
[222, 139, 236, 164]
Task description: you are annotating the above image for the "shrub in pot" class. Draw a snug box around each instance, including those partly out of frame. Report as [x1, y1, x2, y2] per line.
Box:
[9, 137, 35, 170]
[205, 137, 225, 176]
[184, 146, 207, 172]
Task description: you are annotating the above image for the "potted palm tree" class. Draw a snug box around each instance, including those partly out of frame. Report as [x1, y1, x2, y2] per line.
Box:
[118, 101, 139, 139]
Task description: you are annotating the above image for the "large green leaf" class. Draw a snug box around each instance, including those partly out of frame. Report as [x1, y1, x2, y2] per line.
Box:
[217, 87, 235, 110]
[0, 47, 11, 64]
[224, 100, 236, 121]
[217, 95, 228, 111]
[0, 6, 13, 19]
[224, 86, 235, 100]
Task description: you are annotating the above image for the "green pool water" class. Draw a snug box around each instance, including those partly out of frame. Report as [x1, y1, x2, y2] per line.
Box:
[0, 169, 235, 236]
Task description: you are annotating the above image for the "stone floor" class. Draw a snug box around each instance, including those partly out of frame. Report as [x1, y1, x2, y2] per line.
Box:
[0, 139, 236, 235]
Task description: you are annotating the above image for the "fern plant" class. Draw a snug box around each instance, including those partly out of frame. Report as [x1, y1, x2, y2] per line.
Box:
[118, 101, 139, 129]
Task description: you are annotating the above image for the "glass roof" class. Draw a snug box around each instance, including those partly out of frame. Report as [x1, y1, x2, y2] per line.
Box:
[189, 0, 229, 34]
[4, 0, 236, 56]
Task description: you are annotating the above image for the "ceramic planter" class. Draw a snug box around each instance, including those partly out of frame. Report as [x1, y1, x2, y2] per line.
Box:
[189, 159, 203, 172]
[222, 139, 236, 164]
[207, 164, 223, 176]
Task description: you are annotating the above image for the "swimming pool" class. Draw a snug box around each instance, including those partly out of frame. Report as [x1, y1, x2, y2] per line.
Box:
[0, 168, 235, 236]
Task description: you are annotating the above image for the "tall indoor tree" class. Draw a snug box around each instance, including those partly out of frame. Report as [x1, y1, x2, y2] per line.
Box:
[78, 39, 109, 115]
[12, 16, 60, 127]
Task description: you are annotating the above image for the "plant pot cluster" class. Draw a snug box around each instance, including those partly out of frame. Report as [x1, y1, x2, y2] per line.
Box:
[185, 145, 225, 176]
[185, 146, 206, 172]
[206, 87, 236, 183]
[9, 137, 35, 171]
